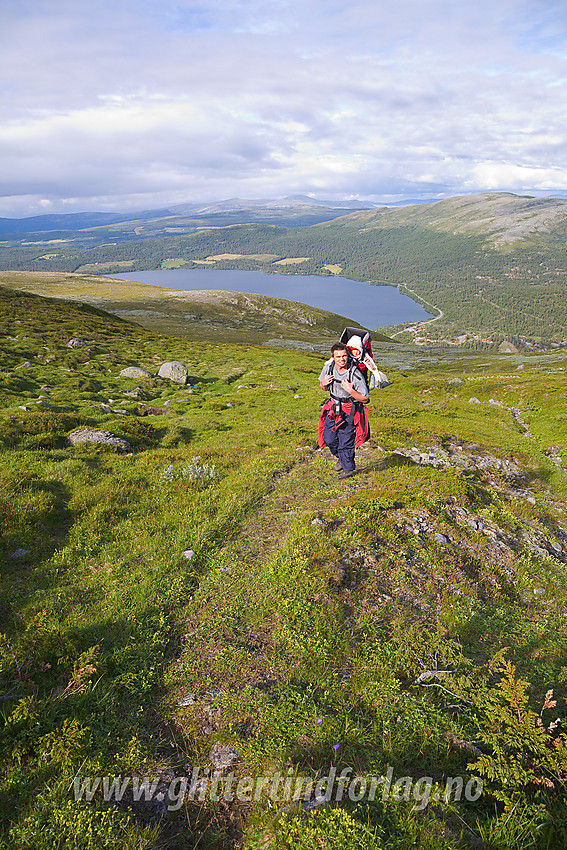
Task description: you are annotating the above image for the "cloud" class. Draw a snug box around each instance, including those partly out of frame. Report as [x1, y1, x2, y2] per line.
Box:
[1, 0, 567, 215]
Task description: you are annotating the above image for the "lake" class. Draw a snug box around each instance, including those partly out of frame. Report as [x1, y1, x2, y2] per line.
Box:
[108, 268, 433, 330]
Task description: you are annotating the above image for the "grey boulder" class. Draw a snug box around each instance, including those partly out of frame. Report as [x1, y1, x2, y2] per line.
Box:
[158, 361, 188, 384]
[120, 366, 153, 379]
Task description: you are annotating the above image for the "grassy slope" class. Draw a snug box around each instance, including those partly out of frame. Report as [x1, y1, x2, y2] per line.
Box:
[1, 287, 567, 848]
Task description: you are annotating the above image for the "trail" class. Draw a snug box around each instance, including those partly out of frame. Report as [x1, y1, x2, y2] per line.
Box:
[391, 286, 443, 338]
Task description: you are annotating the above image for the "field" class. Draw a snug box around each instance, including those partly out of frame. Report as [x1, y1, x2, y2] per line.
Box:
[1, 283, 567, 848]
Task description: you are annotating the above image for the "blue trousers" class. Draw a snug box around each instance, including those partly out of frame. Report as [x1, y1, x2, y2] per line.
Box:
[323, 414, 356, 471]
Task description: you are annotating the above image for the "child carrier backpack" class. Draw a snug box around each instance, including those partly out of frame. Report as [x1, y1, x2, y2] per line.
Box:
[338, 326, 390, 390]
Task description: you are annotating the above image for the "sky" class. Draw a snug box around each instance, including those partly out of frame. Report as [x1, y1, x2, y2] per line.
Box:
[1, 0, 567, 217]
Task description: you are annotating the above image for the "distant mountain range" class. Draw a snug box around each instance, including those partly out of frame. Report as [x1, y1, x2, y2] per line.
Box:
[0, 195, 436, 236]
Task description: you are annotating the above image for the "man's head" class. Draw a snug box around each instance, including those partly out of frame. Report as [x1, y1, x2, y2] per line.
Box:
[331, 342, 349, 369]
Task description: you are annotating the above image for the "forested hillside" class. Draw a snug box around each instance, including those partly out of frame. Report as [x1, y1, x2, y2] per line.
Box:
[1, 194, 567, 344]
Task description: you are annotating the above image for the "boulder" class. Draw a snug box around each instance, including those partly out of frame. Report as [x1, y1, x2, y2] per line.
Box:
[66, 428, 131, 452]
[120, 366, 153, 380]
[158, 361, 188, 384]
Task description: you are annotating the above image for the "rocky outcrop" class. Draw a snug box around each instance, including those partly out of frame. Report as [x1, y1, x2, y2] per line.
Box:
[66, 428, 131, 452]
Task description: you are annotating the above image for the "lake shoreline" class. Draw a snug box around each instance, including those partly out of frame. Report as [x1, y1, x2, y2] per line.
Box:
[105, 267, 434, 330]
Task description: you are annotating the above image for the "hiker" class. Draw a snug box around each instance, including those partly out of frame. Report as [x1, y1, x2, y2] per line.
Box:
[318, 341, 370, 479]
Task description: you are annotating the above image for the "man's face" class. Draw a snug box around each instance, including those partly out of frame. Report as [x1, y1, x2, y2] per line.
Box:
[333, 349, 349, 369]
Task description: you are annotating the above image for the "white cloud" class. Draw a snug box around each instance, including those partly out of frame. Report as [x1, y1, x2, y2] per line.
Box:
[1, 0, 567, 215]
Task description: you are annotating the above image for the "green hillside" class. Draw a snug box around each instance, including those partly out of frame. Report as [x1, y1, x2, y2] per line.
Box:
[1, 286, 567, 848]
[1, 193, 567, 345]
[0, 271, 377, 347]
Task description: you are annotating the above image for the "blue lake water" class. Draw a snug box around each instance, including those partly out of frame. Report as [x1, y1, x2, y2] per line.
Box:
[108, 268, 433, 330]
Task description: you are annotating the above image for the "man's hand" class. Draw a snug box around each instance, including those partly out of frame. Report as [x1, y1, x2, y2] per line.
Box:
[320, 374, 334, 389]
[341, 378, 354, 394]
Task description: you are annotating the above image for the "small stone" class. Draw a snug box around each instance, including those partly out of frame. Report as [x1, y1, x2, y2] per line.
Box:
[10, 548, 30, 559]
[448, 377, 463, 386]
[178, 694, 196, 707]
[433, 532, 448, 544]
[209, 743, 240, 770]
[67, 337, 88, 347]
[312, 517, 324, 527]
[468, 397, 481, 404]
[182, 550, 196, 560]
[15, 361, 33, 369]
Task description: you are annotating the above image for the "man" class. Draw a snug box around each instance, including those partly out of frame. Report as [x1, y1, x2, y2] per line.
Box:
[318, 342, 370, 479]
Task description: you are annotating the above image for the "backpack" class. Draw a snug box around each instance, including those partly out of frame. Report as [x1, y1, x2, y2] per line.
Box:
[323, 327, 390, 390]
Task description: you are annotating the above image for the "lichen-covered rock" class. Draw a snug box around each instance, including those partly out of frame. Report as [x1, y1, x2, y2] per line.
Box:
[209, 742, 240, 770]
[158, 361, 188, 384]
[120, 366, 153, 379]
[66, 428, 131, 452]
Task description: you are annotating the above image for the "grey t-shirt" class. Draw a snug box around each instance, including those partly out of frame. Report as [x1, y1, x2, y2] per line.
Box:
[319, 361, 369, 400]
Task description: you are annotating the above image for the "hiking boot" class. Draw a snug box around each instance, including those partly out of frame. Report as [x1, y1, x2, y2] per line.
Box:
[337, 469, 356, 480]
[334, 460, 343, 472]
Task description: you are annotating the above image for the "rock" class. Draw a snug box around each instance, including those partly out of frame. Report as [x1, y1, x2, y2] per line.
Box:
[141, 406, 168, 416]
[312, 517, 325, 527]
[489, 398, 504, 407]
[15, 362, 33, 369]
[67, 337, 88, 347]
[517, 364, 525, 370]
[448, 377, 463, 386]
[182, 550, 196, 560]
[120, 366, 153, 380]
[468, 397, 481, 404]
[209, 743, 240, 770]
[91, 403, 111, 414]
[66, 428, 131, 452]
[10, 548, 30, 559]
[158, 361, 188, 384]
[178, 694, 196, 707]
[433, 532, 448, 544]
[111, 408, 130, 415]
